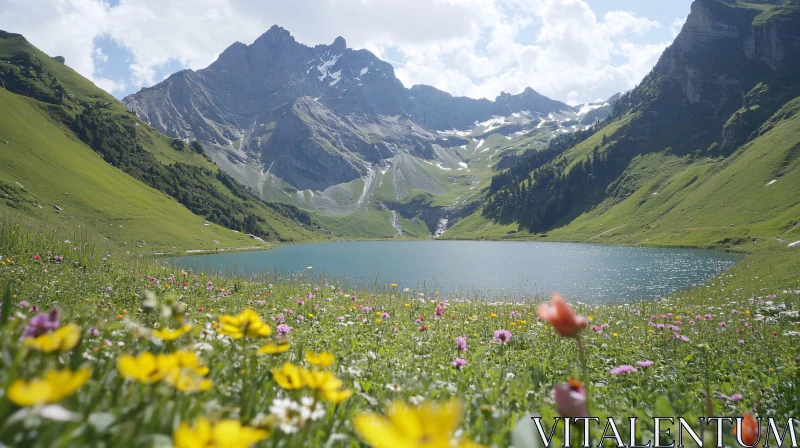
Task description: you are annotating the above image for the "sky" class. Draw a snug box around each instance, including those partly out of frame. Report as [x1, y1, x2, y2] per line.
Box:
[0, 0, 693, 105]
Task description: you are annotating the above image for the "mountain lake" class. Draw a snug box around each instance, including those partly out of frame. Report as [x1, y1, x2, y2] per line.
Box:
[167, 241, 742, 303]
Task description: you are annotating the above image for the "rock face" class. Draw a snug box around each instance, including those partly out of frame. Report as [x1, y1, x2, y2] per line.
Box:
[123, 25, 574, 193]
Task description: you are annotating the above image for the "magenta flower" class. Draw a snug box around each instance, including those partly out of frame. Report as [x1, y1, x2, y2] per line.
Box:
[553, 379, 588, 418]
[452, 358, 468, 368]
[590, 325, 602, 333]
[456, 336, 467, 352]
[636, 360, 653, 368]
[493, 329, 511, 344]
[21, 306, 61, 339]
[610, 365, 638, 375]
[381, 312, 390, 319]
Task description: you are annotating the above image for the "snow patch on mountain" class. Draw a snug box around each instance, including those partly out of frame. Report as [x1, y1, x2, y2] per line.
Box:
[317, 54, 342, 81]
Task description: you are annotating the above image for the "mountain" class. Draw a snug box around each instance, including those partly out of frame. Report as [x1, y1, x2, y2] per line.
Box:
[0, 30, 321, 250]
[447, 0, 800, 248]
[123, 26, 613, 236]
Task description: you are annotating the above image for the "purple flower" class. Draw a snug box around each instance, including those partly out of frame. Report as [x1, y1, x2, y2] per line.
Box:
[90, 328, 100, 336]
[456, 336, 467, 352]
[452, 358, 468, 368]
[337, 316, 345, 322]
[730, 394, 744, 402]
[636, 360, 653, 368]
[737, 339, 745, 344]
[674, 333, 690, 342]
[21, 306, 61, 339]
[610, 365, 638, 375]
[381, 312, 390, 319]
[493, 329, 511, 344]
[718, 322, 727, 327]
[306, 292, 313, 300]
[277, 324, 291, 338]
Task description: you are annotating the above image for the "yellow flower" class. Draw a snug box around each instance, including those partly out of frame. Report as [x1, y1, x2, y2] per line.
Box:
[391, 284, 397, 288]
[118, 352, 178, 384]
[258, 342, 290, 355]
[301, 369, 352, 404]
[305, 351, 335, 367]
[174, 418, 269, 448]
[24, 324, 81, 353]
[218, 309, 271, 339]
[272, 363, 306, 390]
[354, 399, 484, 448]
[404, 303, 410, 307]
[7, 368, 91, 406]
[173, 350, 210, 376]
[612, 333, 618, 337]
[153, 324, 192, 341]
[490, 312, 497, 318]
[165, 369, 213, 393]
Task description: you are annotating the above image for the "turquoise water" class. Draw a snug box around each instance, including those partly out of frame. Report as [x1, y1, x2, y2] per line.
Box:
[169, 241, 741, 303]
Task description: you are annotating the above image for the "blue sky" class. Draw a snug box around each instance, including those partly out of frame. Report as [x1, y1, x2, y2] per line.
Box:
[1, 0, 694, 105]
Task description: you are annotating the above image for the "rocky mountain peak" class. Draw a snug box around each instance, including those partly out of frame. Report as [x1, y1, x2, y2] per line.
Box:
[330, 36, 347, 53]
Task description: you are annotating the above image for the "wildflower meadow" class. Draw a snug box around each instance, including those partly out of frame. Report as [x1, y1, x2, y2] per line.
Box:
[0, 220, 798, 447]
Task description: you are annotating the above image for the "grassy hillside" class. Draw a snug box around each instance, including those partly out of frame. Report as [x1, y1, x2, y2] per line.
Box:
[446, 97, 800, 248]
[0, 31, 322, 249]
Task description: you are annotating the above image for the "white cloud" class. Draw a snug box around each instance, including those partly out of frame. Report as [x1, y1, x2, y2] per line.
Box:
[671, 17, 687, 37]
[603, 11, 660, 36]
[0, 0, 685, 103]
[93, 77, 127, 94]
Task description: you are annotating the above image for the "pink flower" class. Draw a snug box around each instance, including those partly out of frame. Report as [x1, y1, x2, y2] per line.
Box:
[730, 394, 744, 402]
[610, 365, 637, 375]
[277, 324, 291, 338]
[337, 316, 345, 322]
[297, 300, 305, 306]
[737, 339, 745, 344]
[306, 292, 313, 300]
[452, 358, 468, 368]
[636, 360, 653, 368]
[493, 329, 511, 344]
[456, 336, 467, 352]
[590, 325, 602, 333]
[381, 312, 390, 319]
[553, 379, 588, 418]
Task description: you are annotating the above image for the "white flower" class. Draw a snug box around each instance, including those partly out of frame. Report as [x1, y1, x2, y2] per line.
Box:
[269, 398, 303, 434]
[193, 342, 213, 351]
[506, 372, 515, 380]
[385, 383, 403, 392]
[409, 395, 425, 406]
[269, 397, 325, 433]
[347, 366, 363, 377]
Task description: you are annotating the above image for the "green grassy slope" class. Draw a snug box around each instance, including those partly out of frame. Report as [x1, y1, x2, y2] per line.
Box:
[446, 97, 800, 247]
[0, 88, 262, 251]
[0, 31, 322, 249]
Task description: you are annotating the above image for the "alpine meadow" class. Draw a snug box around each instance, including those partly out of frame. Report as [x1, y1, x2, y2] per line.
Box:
[0, 0, 798, 447]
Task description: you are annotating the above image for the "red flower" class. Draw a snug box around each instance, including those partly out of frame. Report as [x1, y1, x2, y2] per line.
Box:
[538, 292, 587, 337]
